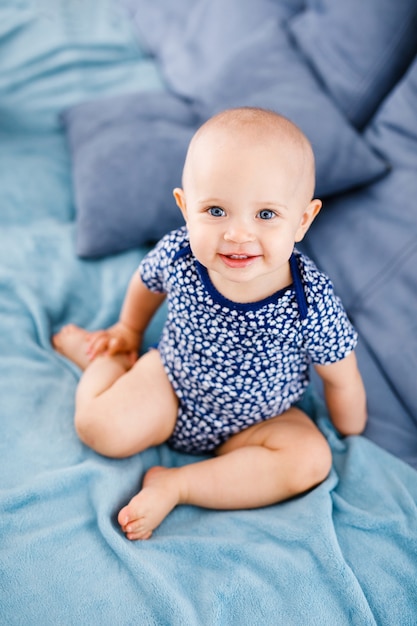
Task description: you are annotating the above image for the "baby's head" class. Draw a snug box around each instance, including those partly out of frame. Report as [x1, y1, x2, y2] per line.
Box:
[174, 107, 322, 300]
[179, 107, 317, 209]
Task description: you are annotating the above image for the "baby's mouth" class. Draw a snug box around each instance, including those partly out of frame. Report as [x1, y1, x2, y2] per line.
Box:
[219, 253, 259, 268]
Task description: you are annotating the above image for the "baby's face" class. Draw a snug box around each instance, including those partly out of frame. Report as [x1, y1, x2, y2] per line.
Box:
[175, 129, 320, 303]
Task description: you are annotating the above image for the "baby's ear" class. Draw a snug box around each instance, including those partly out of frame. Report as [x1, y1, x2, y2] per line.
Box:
[294, 199, 322, 242]
[173, 188, 187, 219]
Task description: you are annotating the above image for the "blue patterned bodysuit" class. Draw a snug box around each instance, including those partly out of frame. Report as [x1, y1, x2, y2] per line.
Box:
[139, 227, 357, 454]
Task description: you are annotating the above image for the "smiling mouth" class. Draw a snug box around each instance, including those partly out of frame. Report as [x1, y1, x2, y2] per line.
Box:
[219, 253, 259, 268]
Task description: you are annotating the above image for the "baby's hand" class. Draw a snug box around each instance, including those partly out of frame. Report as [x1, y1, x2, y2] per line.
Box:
[86, 322, 142, 361]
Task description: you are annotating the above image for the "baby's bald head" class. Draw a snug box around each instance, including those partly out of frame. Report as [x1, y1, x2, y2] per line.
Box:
[182, 107, 317, 204]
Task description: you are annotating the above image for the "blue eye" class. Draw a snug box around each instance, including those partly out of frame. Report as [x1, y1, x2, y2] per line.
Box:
[208, 206, 226, 217]
[258, 209, 276, 220]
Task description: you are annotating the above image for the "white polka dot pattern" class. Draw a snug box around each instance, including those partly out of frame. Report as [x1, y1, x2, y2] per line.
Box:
[139, 227, 357, 454]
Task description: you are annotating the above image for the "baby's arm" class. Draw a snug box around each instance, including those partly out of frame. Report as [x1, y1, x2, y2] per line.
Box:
[314, 352, 367, 436]
[87, 272, 166, 359]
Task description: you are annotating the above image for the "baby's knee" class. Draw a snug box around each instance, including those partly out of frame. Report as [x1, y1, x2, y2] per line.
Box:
[308, 432, 332, 484]
[74, 405, 146, 458]
[289, 429, 332, 494]
[74, 408, 99, 450]
[74, 406, 115, 455]
[302, 429, 332, 489]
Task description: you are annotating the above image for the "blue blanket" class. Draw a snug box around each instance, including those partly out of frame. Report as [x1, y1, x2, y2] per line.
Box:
[1, 2, 417, 624]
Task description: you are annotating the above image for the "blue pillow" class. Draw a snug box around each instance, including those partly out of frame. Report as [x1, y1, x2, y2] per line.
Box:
[177, 19, 388, 198]
[121, 0, 387, 198]
[301, 56, 417, 463]
[289, 0, 417, 129]
[66, 0, 389, 257]
[120, 0, 306, 94]
[63, 92, 197, 258]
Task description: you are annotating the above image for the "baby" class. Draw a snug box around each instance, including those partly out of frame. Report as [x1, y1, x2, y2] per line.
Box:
[53, 107, 367, 540]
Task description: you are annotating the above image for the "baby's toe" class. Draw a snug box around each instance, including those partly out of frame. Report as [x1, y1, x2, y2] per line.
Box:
[126, 528, 153, 541]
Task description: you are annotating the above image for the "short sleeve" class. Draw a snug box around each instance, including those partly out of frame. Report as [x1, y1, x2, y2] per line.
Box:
[303, 278, 358, 365]
[138, 226, 188, 293]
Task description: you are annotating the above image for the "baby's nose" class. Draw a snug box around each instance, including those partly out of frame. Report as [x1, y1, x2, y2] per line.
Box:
[224, 219, 255, 243]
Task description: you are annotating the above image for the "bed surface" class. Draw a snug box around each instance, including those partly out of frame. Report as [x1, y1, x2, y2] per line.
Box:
[1, 1, 417, 624]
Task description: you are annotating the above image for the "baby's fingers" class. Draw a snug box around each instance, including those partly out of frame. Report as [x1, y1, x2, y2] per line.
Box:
[86, 333, 110, 359]
[107, 336, 127, 355]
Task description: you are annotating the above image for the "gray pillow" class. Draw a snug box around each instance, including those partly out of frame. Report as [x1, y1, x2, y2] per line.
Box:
[122, 0, 388, 197]
[63, 93, 196, 257]
[289, 0, 417, 128]
[64, 0, 389, 258]
[302, 56, 417, 463]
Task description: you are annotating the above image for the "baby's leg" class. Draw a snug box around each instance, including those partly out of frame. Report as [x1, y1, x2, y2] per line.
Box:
[53, 325, 178, 458]
[118, 408, 332, 540]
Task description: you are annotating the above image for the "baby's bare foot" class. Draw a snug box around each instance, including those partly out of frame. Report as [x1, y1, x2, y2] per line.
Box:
[118, 466, 183, 540]
[53, 324, 137, 371]
[52, 324, 92, 370]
